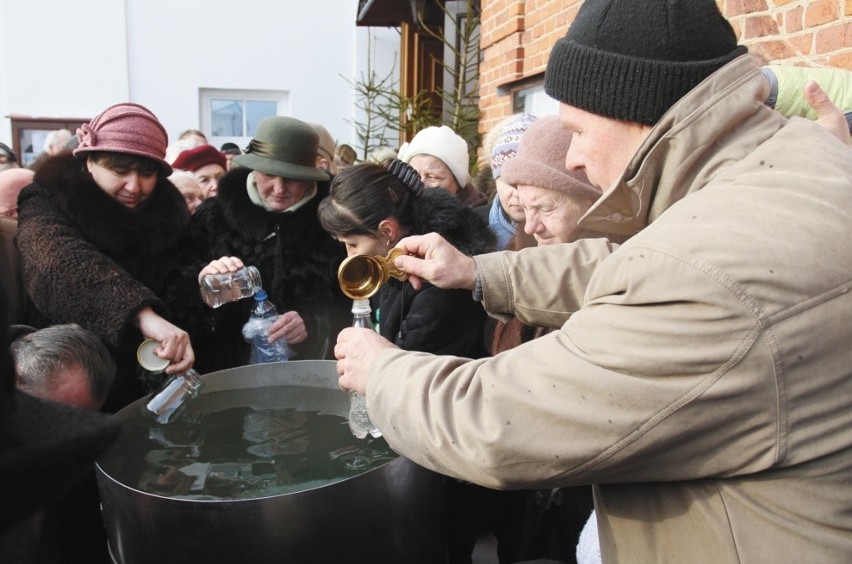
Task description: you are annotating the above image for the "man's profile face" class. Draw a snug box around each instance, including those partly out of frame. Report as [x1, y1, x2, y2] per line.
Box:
[559, 103, 652, 192]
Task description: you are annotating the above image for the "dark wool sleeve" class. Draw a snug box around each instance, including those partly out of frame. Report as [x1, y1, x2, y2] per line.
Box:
[16, 185, 161, 348]
[381, 283, 489, 359]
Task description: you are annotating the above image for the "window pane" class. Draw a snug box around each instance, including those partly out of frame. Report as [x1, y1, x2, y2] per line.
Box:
[212, 99, 244, 136]
[246, 101, 278, 137]
[512, 85, 557, 117]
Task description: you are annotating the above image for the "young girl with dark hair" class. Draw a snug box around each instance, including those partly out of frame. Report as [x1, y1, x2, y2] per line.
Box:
[319, 159, 495, 359]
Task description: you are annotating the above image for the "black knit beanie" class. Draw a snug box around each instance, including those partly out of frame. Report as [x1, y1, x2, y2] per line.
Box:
[544, 0, 748, 125]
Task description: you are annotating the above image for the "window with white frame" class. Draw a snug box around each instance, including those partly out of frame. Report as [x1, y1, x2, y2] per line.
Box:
[512, 83, 558, 117]
[200, 89, 288, 148]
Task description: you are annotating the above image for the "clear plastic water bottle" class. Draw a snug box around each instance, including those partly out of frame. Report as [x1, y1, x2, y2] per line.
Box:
[242, 289, 289, 363]
[348, 299, 381, 439]
[199, 265, 262, 308]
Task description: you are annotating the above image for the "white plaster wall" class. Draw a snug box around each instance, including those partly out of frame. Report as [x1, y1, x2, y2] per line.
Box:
[0, 0, 130, 133]
[0, 0, 399, 157]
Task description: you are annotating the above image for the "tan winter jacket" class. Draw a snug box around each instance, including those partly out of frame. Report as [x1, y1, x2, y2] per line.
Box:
[365, 55, 852, 562]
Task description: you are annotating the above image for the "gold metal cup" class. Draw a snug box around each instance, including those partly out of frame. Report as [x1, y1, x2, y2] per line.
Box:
[338, 247, 406, 300]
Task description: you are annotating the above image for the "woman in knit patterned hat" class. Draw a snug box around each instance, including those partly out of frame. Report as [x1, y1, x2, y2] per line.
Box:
[484, 112, 537, 249]
[15, 102, 194, 414]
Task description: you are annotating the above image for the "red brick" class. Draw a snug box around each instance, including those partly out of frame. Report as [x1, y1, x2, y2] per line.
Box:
[805, 0, 839, 28]
[784, 6, 804, 33]
[725, 0, 769, 17]
[828, 51, 852, 68]
[751, 39, 796, 60]
[787, 32, 815, 56]
[743, 15, 780, 39]
[814, 21, 852, 53]
[477, 0, 852, 121]
[729, 18, 743, 39]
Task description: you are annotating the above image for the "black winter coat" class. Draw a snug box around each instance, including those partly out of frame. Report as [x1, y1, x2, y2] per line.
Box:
[165, 168, 350, 373]
[377, 189, 495, 358]
[16, 154, 190, 412]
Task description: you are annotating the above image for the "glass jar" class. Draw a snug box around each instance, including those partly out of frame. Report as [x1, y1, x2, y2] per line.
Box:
[199, 266, 263, 308]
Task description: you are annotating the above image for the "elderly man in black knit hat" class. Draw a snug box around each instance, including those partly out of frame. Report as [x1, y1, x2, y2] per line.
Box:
[333, 0, 852, 561]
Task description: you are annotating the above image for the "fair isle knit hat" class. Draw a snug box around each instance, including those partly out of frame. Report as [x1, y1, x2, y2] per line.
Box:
[500, 115, 601, 202]
[544, 0, 747, 125]
[73, 102, 172, 176]
[489, 113, 537, 179]
[398, 125, 471, 188]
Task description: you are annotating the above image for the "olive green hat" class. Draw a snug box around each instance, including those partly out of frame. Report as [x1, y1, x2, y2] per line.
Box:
[233, 116, 330, 181]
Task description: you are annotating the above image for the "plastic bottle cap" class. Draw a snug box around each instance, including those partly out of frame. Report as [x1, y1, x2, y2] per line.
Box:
[137, 339, 170, 372]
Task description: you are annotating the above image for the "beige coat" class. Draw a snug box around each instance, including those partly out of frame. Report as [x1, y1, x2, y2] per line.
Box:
[366, 55, 852, 562]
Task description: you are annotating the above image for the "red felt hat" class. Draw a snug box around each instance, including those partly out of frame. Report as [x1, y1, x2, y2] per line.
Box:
[172, 144, 227, 173]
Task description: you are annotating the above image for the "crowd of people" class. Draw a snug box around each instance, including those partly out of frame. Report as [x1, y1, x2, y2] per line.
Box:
[2, 0, 852, 561]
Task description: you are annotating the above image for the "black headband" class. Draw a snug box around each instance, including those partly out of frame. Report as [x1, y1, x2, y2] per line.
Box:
[387, 159, 424, 197]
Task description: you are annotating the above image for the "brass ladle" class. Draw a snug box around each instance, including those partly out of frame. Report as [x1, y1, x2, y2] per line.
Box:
[338, 247, 406, 300]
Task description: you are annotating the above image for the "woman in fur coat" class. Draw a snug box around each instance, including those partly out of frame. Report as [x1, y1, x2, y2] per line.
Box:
[16, 103, 193, 413]
[319, 159, 496, 561]
[319, 159, 496, 358]
[167, 116, 350, 373]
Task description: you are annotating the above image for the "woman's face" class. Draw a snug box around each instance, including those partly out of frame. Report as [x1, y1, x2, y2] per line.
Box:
[255, 171, 311, 211]
[194, 163, 225, 198]
[519, 184, 589, 246]
[87, 159, 158, 209]
[336, 234, 386, 258]
[171, 175, 204, 214]
[495, 178, 525, 223]
[408, 154, 460, 195]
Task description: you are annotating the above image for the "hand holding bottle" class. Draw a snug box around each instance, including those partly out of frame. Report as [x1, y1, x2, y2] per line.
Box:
[335, 327, 398, 396]
[197, 256, 246, 283]
[265, 310, 308, 345]
[243, 290, 290, 363]
[346, 299, 384, 439]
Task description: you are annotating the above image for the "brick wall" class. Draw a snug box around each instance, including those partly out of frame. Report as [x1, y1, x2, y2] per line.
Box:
[479, 0, 852, 136]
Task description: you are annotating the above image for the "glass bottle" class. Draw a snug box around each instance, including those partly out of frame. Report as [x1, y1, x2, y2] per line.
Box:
[348, 299, 382, 439]
[199, 265, 263, 308]
[143, 369, 204, 425]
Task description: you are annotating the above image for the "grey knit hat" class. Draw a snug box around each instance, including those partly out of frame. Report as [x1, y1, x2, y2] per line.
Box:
[544, 0, 747, 125]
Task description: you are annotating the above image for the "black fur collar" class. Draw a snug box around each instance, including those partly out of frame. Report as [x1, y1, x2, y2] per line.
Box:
[31, 154, 190, 256]
[412, 189, 496, 255]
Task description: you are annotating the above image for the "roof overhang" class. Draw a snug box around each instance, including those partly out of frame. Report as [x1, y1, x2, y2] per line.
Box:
[356, 0, 415, 27]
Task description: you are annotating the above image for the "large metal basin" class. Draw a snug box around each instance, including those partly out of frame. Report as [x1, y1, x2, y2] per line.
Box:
[96, 360, 448, 563]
